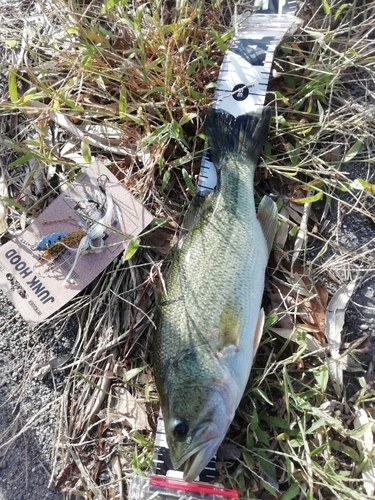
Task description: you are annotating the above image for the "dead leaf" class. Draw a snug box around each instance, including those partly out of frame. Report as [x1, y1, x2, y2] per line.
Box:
[325, 281, 356, 397]
[49, 110, 135, 156]
[339, 354, 366, 372]
[270, 266, 328, 346]
[55, 462, 78, 491]
[285, 204, 303, 226]
[270, 327, 324, 354]
[316, 283, 329, 309]
[33, 354, 71, 380]
[145, 222, 178, 257]
[287, 183, 305, 200]
[274, 207, 290, 249]
[291, 198, 311, 270]
[353, 408, 375, 496]
[339, 336, 369, 372]
[97, 384, 151, 431]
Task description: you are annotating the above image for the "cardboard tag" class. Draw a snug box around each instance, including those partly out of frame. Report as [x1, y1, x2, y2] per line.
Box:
[0, 160, 153, 324]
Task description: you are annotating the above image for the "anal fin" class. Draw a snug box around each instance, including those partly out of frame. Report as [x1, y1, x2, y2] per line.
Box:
[253, 308, 265, 360]
[257, 195, 278, 256]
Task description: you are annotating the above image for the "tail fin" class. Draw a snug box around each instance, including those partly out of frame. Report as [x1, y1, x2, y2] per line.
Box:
[204, 108, 271, 169]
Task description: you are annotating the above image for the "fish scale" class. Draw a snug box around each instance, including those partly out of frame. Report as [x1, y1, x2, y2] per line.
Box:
[164, 201, 264, 348]
[154, 109, 278, 482]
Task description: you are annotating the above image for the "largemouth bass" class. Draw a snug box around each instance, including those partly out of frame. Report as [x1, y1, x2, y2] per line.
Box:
[153, 108, 278, 481]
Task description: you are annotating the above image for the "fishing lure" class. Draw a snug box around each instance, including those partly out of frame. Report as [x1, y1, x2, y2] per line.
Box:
[34, 232, 70, 251]
[64, 185, 115, 284]
[35, 176, 116, 283]
[40, 229, 87, 261]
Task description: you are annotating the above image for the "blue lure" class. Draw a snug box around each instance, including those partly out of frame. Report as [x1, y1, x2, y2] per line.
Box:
[34, 232, 70, 250]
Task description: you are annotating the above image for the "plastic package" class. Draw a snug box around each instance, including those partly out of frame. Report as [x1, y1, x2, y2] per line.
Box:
[128, 475, 238, 500]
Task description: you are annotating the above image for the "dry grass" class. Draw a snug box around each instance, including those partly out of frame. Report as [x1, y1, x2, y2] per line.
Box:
[1, 0, 375, 499]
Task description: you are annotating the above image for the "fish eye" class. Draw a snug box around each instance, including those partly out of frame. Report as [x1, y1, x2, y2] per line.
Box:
[171, 419, 189, 439]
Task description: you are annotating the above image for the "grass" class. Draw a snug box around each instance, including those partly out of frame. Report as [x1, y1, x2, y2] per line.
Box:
[1, 0, 375, 498]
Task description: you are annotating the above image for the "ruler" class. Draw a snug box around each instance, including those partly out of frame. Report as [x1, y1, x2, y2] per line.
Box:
[197, 0, 302, 195]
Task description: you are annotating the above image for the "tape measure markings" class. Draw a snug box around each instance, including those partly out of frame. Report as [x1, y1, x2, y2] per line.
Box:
[196, 12, 302, 195]
[152, 414, 217, 482]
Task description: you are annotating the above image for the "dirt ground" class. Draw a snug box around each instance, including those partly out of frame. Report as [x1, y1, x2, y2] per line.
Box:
[0, 300, 76, 500]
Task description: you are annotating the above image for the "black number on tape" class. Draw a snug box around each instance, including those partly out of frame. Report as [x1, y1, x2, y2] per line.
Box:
[232, 83, 249, 101]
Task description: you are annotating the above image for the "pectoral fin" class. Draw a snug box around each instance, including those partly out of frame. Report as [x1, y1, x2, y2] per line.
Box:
[257, 195, 278, 256]
[253, 308, 265, 360]
[219, 305, 241, 349]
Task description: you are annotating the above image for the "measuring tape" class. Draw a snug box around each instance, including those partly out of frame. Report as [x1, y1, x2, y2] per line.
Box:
[130, 1, 302, 498]
[197, 1, 302, 195]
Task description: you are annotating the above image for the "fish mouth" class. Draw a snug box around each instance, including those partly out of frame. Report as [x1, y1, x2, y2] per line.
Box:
[172, 435, 221, 482]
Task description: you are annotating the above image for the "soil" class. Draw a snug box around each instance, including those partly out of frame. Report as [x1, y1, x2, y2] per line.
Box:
[0, 297, 80, 500]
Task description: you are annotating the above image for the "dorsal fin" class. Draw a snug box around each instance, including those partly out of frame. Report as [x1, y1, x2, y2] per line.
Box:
[178, 193, 214, 248]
